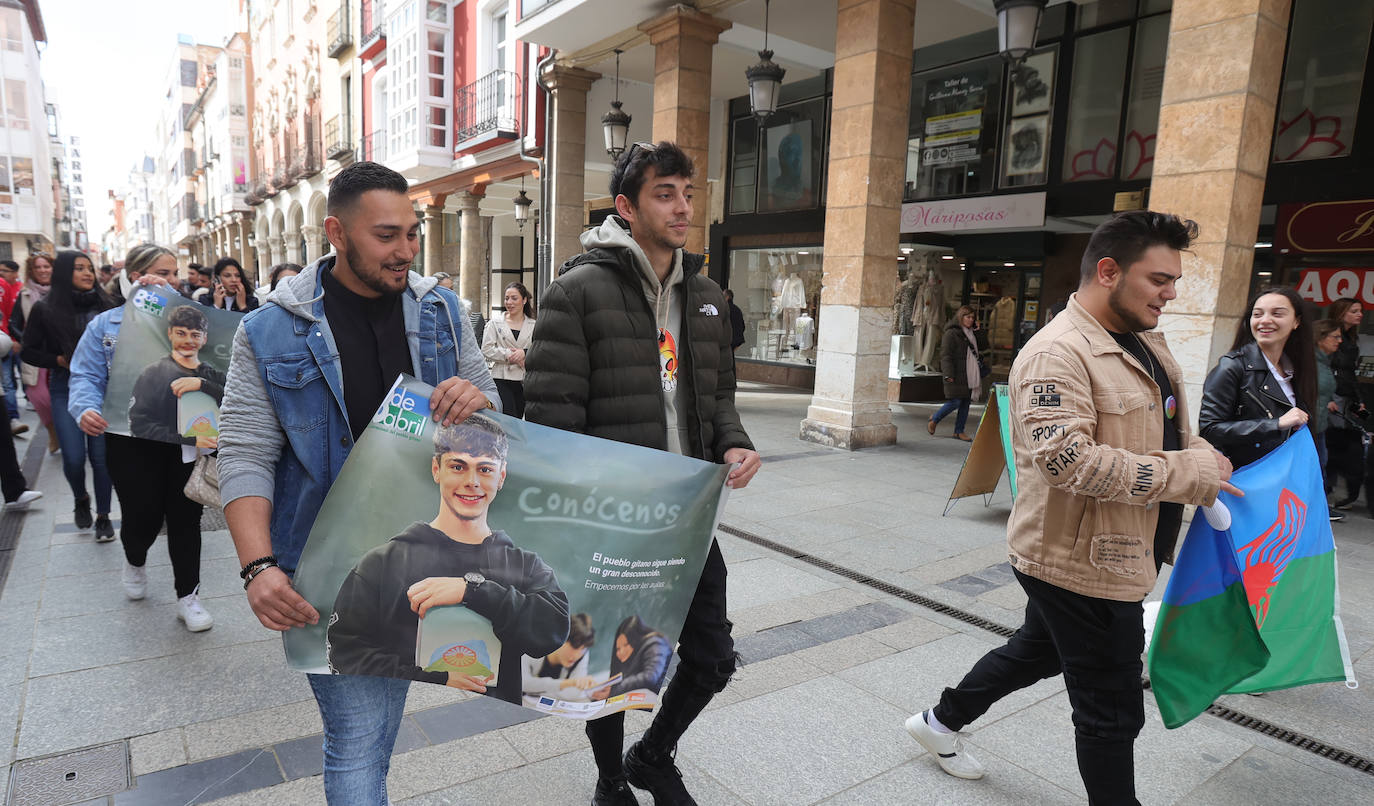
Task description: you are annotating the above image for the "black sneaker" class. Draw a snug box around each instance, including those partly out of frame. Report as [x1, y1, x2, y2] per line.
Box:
[591, 776, 639, 806]
[1333, 497, 1357, 511]
[94, 515, 115, 542]
[74, 496, 93, 530]
[623, 742, 695, 806]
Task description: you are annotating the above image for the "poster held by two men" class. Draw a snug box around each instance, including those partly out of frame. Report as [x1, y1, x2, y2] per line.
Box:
[283, 375, 733, 720]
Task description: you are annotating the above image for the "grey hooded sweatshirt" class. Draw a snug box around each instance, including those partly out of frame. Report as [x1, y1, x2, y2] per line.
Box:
[579, 216, 690, 455]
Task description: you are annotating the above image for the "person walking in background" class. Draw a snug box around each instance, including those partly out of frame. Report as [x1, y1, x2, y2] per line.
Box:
[210, 257, 259, 313]
[218, 161, 498, 805]
[0, 259, 25, 432]
[0, 327, 40, 512]
[1198, 286, 1316, 471]
[68, 243, 214, 630]
[1325, 297, 1366, 511]
[1313, 320, 1343, 520]
[187, 263, 213, 303]
[10, 253, 57, 453]
[906, 212, 1233, 804]
[482, 281, 535, 418]
[928, 305, 988, 442]
[20, 251, 117, 541]
[525, 140, 761, 806]
[724, 289, 745, 352]
[267, 262, 302, 292]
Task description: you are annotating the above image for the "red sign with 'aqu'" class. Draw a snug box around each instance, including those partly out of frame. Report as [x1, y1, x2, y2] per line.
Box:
[1295, 268, 1374, 306]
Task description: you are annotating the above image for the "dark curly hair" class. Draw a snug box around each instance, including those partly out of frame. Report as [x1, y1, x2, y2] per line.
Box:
[1080, 211, 1199, 285]
[609, 141, 694, 208]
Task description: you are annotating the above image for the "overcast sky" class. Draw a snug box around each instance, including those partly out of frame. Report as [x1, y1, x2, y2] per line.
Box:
[39, 0, 238, 240]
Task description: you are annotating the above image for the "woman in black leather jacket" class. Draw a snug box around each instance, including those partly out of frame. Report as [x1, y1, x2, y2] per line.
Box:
[1200, 287, 1316, 468]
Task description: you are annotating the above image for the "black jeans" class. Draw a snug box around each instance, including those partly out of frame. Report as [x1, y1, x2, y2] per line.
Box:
[105, 434, 204, 598]
[586, 538, 736, 777]
[0, 406, 27, 502]
[933, 569, 1145, 806]
[1325, 427, 1365, 503]
[494, 378, 525, 419]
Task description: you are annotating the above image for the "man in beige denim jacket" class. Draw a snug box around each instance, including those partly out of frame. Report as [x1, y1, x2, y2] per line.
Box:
[904, 212, 1241, 805]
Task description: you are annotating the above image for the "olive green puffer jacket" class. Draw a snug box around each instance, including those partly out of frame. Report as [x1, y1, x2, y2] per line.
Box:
[523, 247, 753, 461]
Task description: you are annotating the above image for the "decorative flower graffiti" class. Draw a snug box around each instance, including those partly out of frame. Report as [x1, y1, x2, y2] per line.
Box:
[1275, 108, 1347, 161]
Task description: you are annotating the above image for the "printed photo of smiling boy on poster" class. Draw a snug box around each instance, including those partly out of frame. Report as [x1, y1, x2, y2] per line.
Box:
[101, 286, 242, 446]
[288, 375, 732, 720]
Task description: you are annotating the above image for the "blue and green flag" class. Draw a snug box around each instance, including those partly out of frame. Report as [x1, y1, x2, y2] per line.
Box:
[1147, 427, 1356, 729]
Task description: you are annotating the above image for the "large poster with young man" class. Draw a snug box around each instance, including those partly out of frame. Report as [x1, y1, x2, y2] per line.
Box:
[287, 375, 731, 720]
[101, 287, 242, 447]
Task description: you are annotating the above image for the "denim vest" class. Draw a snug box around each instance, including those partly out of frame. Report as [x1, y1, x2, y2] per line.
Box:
[241, 265, 464, 571]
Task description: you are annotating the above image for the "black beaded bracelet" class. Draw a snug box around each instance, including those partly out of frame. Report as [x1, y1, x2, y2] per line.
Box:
[239, 555, 278, 579]
[242, 560, 279, 590]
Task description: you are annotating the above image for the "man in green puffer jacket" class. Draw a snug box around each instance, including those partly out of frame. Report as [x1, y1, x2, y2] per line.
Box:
[525, 141, 761, 806]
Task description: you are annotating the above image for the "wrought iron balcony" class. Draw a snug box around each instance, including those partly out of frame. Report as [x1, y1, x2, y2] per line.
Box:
[357, 129, 386, 163]
[360, 0, 385, 48]
[456, 70, 521, 145]
[325, 115, 353, 160]
[327, 5, 352, 57]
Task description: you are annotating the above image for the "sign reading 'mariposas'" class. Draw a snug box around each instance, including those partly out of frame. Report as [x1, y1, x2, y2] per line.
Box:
[287, 376, 731, 720]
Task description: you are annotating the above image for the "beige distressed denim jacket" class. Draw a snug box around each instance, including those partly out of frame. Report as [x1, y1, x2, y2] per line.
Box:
[1006, 294, 1222, 602]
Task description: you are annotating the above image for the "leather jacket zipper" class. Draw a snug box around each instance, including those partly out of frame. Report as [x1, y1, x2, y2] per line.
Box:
[1244, 388, 1274, 419]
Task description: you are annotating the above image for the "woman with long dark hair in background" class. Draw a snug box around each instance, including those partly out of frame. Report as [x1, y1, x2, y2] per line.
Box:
[1199, 286, 1316, 470]
[20, 251, 117, 539]
[211, 257, 259, 313]
[482, 281, 535, 418]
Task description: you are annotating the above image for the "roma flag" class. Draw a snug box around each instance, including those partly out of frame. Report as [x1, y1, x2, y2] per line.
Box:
[1148, 427, 1356, 728]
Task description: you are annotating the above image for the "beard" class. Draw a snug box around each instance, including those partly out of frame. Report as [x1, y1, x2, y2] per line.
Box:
[343, 238, 407, 296]
[1107, 284, 1156, 333]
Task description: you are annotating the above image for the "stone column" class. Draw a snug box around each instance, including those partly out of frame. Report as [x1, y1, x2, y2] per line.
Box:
[268, 235, 285, 267]
[1150, 0, 1292, 408]
[422, 199, 447, 276]
[458, 189, 485, 306]
[300, 225, 324, 264]
[640, 7, 730, 256]
[799, 0, 915, 450]
[284, 230, 303, 265]
[543, 65, 599, 277]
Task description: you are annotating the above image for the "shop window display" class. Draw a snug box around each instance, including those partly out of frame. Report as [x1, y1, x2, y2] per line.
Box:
[1119, 13, 1170, 180]
[730, 246, 822, 365]
[890, 251, 965, 379]
[905, 56, 1004, 200]
[1061, 27, 1130, 181]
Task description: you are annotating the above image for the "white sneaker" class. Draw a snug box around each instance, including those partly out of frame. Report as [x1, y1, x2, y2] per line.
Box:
[177, 588, 213, 632]
[905, 710, 986, 780]
[122, 561, 147, 600]
[3, 490, 42, 510]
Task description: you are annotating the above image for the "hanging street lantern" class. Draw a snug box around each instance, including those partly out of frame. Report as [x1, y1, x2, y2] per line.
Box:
[994, 0, 1047, 63]
[602, 49, 632, 157]
[513, 188, 533, 230]
[745, 0, 786, 120]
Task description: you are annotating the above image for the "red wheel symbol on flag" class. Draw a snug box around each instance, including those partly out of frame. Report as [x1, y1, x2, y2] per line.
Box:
[1236, 488, 1305, 628]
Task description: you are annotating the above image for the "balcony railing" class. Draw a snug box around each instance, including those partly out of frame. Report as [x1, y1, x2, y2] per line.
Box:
[357, 130, 386, 163]
[327, 5, 352, 57]
[361, 0, 385, 47]
[456, 70, 521, 145]
[325, 115, 354, 159]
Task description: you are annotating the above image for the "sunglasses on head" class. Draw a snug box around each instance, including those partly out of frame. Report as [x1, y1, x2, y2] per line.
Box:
[625, 141, 657, 161]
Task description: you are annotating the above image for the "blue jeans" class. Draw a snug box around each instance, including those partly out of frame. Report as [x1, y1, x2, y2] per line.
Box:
[932, 396, 972, 434]
[307, 673, 411, 805]
[49, 374, 112, 513]
[1, 355, 17, 418]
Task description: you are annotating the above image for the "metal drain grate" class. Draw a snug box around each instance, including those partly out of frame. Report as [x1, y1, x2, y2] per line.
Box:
[721, 521, 1374, 778]
[717, 523, 1016, 636]
[7, 741, 131, 806]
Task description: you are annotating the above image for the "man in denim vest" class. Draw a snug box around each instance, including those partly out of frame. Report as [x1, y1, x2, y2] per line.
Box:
[218, 161, 498, 805]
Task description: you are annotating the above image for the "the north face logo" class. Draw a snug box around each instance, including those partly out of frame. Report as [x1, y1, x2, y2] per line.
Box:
[698, 303, 718, 316]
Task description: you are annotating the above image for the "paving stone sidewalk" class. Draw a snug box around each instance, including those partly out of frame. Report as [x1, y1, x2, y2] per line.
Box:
[1, 386, 1370, 805]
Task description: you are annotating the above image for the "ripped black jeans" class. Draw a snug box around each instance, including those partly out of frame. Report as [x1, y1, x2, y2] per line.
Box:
[587, 538, 737, 778]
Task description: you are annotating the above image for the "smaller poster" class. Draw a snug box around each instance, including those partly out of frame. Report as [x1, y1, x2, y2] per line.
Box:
[1010, 51, 1055, 117]
[1005, 115, 1049, 177]
[102, 288, 242, 447]
[760, 121, 816, 212]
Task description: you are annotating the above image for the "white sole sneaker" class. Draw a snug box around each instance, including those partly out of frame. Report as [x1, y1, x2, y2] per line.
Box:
[177, 589, 214, 632]
[3, 490, 42, 511]
[122, 562, 147, 600]
[905, 711, 986, 780]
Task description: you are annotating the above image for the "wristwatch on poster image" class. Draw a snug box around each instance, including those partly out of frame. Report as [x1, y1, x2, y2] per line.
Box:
[464, 571, 486, 591]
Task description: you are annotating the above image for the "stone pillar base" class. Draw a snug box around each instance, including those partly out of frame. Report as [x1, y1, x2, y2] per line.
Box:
[799, 417, 897, 451]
